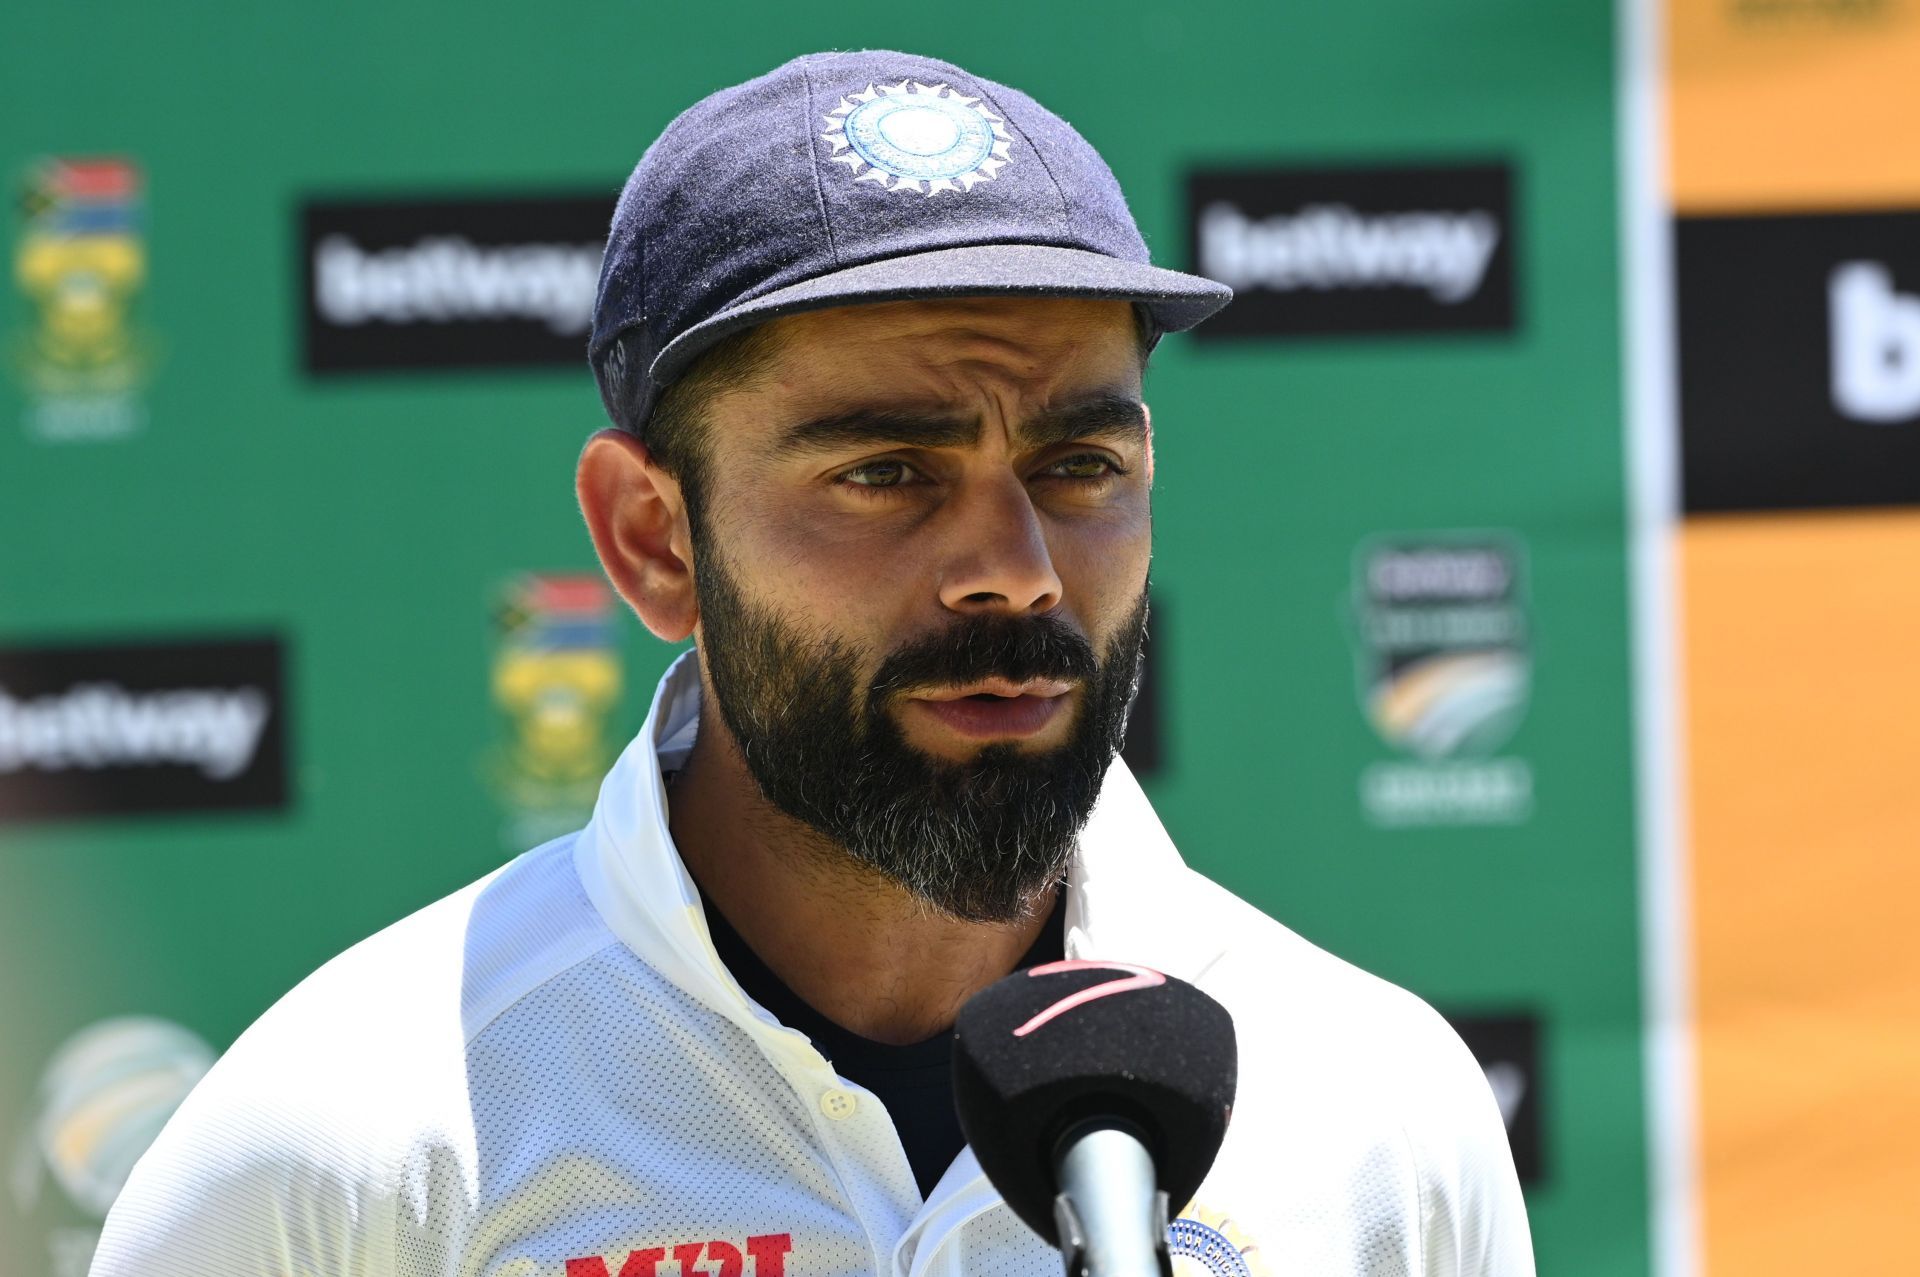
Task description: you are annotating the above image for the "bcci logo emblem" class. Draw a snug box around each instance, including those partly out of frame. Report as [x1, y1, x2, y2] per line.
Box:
[1168, 1204, 1268, 1277]
[10, 157, 153, 441]
[820, 81, 1013, 195]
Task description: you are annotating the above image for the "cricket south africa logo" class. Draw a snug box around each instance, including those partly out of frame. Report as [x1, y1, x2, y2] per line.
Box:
[820, 81, 1012, 195]
[1352, 535, 1529, 761]
[1348, 533, 1535, 827]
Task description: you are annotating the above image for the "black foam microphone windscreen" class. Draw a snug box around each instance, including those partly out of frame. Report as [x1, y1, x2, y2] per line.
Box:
[951, 959, 1238, 1246]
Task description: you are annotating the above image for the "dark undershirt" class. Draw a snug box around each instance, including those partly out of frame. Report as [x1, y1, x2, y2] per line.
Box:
[697, 886, 1066, 1198]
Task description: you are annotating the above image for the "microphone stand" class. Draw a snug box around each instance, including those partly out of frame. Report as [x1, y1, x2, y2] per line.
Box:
[1050, 1121, 1173, 1277]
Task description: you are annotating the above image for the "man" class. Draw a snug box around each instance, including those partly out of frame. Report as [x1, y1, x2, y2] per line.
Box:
[92, 51, 1532, 1277]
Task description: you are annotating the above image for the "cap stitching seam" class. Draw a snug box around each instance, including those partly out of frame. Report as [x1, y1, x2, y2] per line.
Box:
[972, 85, 1071, 229]
[798, 56, 841, 266]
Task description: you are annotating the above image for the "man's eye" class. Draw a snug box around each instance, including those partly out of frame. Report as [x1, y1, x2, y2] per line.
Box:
[1044, 454, 1123, 480]
[840, 460, 914, 488]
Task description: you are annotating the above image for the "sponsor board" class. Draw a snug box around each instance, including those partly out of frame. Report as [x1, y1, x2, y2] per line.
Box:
[300, 192, 614, 374]
[6, 1017, 216, 1277]
[0, 635, 287, 822]
[9, 158, 153, 442]
[489, 574, 623, 849]
[1186, 162, 1516, 339]
[1348, 534, 1533, 827]
[1445, 1011, 1545, 1185]
[1678, 209, 1920, 512]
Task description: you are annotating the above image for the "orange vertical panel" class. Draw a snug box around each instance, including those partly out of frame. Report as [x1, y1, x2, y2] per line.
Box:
[1668, 0, 1920, 213]
[1683, 510, 1920, 1271]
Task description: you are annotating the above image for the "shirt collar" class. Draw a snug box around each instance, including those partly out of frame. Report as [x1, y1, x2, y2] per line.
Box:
[573, 649, 1224, 1043]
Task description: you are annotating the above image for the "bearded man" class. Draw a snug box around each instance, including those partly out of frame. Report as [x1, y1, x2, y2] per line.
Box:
[92, 51, 1533, 1277]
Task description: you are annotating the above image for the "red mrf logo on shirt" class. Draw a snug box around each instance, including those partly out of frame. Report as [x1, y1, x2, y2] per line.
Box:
[567, 1234, 792, 1277]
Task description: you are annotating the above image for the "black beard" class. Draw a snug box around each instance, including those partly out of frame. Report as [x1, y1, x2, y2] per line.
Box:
[693, 544, 1148, 924]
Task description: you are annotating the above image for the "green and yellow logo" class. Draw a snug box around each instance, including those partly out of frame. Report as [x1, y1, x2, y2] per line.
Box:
[489, 574, 623, 847]
[11, 157, 152, 440]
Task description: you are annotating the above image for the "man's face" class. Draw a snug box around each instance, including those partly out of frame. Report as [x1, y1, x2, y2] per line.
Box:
[689, 296, 1152, 923]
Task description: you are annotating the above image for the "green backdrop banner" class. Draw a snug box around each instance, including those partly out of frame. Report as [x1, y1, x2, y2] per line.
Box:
[1, 3, 1643, 1274]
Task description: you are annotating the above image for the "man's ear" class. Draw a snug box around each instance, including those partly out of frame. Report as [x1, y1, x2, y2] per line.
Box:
[576, 429, 698, 642]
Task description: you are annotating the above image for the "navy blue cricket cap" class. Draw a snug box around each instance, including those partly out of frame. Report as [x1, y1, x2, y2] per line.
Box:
[590, 49, 1232, 432]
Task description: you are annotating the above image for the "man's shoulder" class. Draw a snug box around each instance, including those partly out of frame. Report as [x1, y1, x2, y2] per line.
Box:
[1177, 869, 1533, 1272]
[93, 834, 622, 1277]
[1089, 763, 1483, 1106]
[1178, 867, 1501, 1135]
[222, 830, 616, 1092]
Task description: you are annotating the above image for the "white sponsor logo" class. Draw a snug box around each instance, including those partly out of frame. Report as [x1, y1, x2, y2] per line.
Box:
[314, 234, 602, 334]
[1368, 546, 1512, 602]
[1199, 201, 1500, 303]
[1830, 261, 1920, 423]
[1360, 758, 1533, 826]
[1484, 1061, 1528, 1129]
[0, 683, 269, 780]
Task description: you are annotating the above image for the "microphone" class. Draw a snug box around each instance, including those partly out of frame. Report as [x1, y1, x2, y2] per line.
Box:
[952, 959, 1238, 1277]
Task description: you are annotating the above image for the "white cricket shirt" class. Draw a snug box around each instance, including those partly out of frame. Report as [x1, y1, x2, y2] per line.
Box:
[91, 652, 1534, 1277]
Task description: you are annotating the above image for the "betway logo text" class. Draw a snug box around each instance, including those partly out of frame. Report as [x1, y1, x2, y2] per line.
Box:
[1198, 201, 1500, 302]
[1831, 261, 1920, 423]
[314, 234, 601, 334]
[568, 1234, 792, 1277]
[0, 683, 270, 780]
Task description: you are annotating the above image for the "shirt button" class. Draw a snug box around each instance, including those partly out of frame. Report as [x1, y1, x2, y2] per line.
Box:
[820, 1089, 857, 1120]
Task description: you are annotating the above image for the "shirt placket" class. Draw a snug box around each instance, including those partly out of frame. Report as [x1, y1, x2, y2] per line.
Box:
[762, 1035, 925, 1276]
[890, 1161, 1003, 1277]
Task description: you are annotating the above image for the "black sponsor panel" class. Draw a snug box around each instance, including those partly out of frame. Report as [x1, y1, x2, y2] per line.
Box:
[1121, 594, 1164, 777]
[1446, 1011, 1544, 1185]
[1678, 209, 1920, 513]
[301, 192, 615, 374]
[1186, 162, 1516, 339]
[0, 635, 289, 822]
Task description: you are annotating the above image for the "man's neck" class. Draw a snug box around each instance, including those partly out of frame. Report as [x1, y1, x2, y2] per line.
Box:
[666, 703, 1056, 1046]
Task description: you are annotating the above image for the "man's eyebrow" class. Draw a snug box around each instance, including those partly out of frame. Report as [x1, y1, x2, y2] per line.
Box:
[1019, 393, 1148, 450]
[772, 392, 1147, 457]
[774, 409, 979, 456]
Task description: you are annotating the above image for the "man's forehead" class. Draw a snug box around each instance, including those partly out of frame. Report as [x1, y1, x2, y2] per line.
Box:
[774, 295, 1137, 340]
[769, 389, 1148, 458]
[703, 296, 1145, 452]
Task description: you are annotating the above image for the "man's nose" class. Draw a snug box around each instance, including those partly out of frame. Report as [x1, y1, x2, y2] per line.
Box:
[936, 472, 1064, 616]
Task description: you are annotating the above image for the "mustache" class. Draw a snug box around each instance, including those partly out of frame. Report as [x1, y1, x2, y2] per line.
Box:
[868, 613, 1100, 698]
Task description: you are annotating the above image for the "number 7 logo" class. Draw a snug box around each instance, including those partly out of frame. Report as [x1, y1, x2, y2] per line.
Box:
[1012, 959, 1167, 1037]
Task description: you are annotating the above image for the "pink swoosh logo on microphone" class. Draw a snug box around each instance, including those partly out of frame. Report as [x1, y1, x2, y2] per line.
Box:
[1012, 959, 1167, 1037]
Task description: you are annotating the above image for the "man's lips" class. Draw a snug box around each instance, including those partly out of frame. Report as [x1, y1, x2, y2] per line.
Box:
[903, 678, 1076, 741]
[910, 677, 1077, 703]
